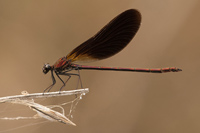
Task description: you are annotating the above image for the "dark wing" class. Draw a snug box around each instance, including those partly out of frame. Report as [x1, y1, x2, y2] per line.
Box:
[66, 9, 141, 62]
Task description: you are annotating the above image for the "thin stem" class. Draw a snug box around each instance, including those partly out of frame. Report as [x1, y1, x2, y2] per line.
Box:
[0, 88, 89, 103]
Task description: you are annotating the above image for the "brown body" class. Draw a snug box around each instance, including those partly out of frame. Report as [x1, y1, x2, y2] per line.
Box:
[52, 57, 71, 71]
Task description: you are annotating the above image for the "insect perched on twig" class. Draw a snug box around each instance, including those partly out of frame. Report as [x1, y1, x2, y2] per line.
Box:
[42, 9, 182, 92]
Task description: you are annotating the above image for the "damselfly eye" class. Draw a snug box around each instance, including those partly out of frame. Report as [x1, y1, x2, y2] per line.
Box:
[43, 64, 51, 74]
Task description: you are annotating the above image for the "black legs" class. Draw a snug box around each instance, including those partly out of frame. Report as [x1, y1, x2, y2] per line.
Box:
[43, 69, 82, 93]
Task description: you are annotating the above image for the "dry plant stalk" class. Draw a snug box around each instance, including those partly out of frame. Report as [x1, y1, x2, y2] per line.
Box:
[0, 88, 89, 126]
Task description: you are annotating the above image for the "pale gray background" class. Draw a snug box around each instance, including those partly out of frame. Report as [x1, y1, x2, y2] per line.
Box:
[0, 0, 199, 133]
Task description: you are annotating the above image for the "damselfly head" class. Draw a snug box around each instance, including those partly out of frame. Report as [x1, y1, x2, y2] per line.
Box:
[42, 63, 51, 74]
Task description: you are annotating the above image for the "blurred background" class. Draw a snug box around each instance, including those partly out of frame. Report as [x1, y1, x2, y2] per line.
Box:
[0, 0, 199, 133]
